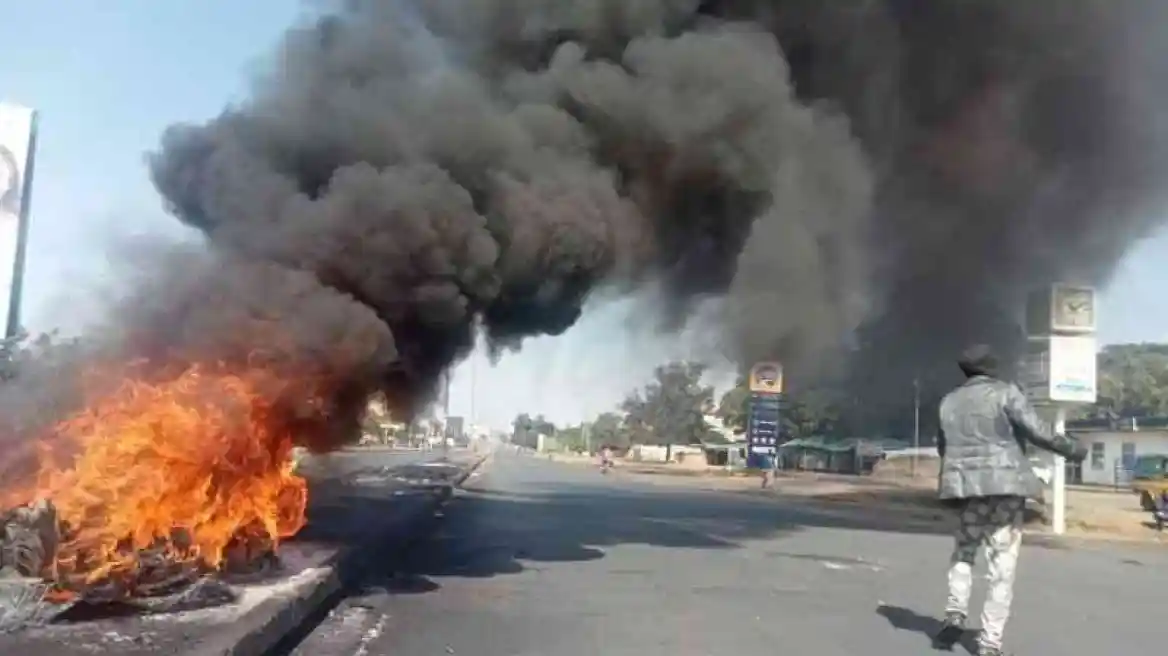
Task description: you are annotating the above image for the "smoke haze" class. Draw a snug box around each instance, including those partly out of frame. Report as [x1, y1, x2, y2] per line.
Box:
[11, 0, 1168, 446]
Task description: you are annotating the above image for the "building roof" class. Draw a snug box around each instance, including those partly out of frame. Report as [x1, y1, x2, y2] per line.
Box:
[779, 436, 910, 454]
[1067, 416, 1168, 432]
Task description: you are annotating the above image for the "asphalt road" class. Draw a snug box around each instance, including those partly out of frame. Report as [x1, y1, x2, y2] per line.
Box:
[294, 448, 471, 545]
[288, 452, 1167, 656]
[295, 448, 445, 478]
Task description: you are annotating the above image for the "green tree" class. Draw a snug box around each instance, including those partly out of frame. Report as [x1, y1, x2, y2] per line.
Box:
[716, 374, 843, 439]
[533, 414, 556, 436]
[784, 388, 845, 438]
[1087, 343, 1168, 418]
[589, 411, 629, 450]
[716, 375, 751, 433]
[557, 424, 586, 452]
[511, 412, 557, 448]
[511, 412, 535, 448]
[620, 361, 715, 460]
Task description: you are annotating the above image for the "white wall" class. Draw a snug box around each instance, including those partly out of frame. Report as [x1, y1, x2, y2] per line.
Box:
[1077, 430, 1168, 485]
[628, 444, 705, 463]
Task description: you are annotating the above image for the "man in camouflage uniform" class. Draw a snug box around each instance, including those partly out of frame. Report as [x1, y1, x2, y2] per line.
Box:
[933, 345, 1087, 656]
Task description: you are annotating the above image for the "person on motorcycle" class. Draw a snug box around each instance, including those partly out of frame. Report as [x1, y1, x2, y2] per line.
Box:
[600, 446, 614, 469]
[1152, 490, 1168, 530]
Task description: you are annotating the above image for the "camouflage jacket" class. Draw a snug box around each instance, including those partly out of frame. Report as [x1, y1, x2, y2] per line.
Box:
[937, 375, 1083, 500]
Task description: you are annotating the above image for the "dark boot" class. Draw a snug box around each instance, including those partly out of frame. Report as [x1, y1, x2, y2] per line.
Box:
[931, 611, 966, 650]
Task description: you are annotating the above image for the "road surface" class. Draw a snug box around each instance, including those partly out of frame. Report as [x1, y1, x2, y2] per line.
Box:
[295, 448, 447, 478]
[287, 452, 1166, 655]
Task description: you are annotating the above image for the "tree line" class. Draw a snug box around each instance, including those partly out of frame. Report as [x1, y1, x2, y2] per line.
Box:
[511, 361, 724, 458]
[513, 343, 1168, 452]
[5, 333, 1161, 447]
[1079, 343, 1168, 419]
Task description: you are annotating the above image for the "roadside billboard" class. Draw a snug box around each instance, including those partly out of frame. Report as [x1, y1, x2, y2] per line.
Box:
[0, 102, 38, 339]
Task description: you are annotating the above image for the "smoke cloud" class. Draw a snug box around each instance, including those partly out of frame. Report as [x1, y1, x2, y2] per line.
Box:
[145, 0, 875, 430]
[13, 0, 1168, 447]
[706, 0, 1168, 429]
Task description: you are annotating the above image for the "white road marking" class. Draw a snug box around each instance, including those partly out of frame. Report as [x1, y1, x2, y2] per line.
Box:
[351, 611, 389, 656]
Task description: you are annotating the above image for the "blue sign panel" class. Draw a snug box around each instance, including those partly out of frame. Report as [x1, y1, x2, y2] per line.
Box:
[746, 391, 782, 467]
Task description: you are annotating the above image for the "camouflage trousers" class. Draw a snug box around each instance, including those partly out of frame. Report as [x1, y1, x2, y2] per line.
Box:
[945, 495, 1025, 650]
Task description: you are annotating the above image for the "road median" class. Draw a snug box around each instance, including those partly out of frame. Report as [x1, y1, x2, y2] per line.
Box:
[196, 452, 490, 656]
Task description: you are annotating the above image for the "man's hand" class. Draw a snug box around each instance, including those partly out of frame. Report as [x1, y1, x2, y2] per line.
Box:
[1064, 433, 1089, 463]
[1066, 442, 1088, 463]
[1005, 386, 1089, 460]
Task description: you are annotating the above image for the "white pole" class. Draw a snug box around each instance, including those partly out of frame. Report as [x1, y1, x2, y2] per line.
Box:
[470, 354, 476, 425]
[1051, 405, 1067, 535]
[443, 371, 451, 457]
[912, 376, 920, 477]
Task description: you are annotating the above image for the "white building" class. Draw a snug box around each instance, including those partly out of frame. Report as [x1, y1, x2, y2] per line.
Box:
[703, 413, 745, 442]
[1067, 418, 1168, 486]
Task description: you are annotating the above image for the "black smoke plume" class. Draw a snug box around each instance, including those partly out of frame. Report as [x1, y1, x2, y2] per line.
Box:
[146, 0, 875, 443]
[14, 0, 1166, 449]
[705, 0, 1168, 432]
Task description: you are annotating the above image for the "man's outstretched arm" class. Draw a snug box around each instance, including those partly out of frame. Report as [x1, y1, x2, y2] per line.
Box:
[1003, 385, 1086, 460]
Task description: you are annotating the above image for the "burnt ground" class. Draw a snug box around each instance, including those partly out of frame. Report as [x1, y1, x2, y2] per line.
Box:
[0, 450, 469, 655]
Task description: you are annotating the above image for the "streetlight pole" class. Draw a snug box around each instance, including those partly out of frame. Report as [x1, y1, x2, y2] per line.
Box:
[912, 375, 921, 477]
[443, 370, 451, 458]
[470, 354, 477, 427]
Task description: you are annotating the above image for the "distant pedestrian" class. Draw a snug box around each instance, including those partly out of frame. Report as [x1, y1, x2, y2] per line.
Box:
[933, 344, 1086, 656]
[760, 452, 776, 488]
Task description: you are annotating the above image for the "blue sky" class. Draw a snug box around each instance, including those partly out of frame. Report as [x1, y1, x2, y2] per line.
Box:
[3, 0, 1167, 432]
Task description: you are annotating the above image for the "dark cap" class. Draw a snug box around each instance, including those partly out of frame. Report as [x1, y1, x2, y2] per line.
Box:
[958, 343, 998, 378]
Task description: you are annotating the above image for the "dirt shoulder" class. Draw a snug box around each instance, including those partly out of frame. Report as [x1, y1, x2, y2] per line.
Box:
[552, 455, 1164, 545]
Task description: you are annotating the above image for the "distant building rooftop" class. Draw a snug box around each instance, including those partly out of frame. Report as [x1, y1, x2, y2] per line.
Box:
[1067, 416, 1168, 432]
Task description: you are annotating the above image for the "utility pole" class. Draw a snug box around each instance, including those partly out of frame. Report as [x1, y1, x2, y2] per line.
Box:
[912, 375, 921, 477]
[443, 370, 451, 458]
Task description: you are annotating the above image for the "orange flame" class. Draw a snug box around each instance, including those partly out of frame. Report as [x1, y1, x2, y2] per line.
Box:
[1, 363, 308, 589]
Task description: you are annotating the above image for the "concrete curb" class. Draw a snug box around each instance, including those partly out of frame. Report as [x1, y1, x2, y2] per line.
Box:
[183, 454, 489, 656]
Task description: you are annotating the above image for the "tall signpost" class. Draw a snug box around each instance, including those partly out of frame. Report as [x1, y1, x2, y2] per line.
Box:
[746, 362, 783, 475]
[1019, 284, 1097, 535]
[0, 102, 38, 341]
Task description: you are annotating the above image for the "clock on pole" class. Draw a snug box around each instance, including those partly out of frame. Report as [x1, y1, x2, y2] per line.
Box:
[1026, 284, 1095, 334]
[1019, 284, 1098, 536]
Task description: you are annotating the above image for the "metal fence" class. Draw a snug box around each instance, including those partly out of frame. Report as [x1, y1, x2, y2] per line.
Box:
[1110, 460, 1134, 489]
